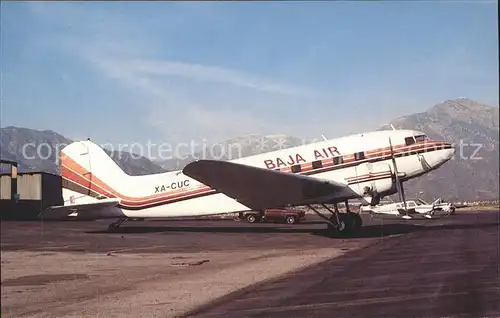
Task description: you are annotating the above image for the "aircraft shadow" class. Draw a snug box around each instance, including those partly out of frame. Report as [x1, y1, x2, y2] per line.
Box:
[85, 218, 499, 238]
[85, 223, 428, 239]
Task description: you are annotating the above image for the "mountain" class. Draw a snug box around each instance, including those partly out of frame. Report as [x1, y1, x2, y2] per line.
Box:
[0, 127, 72, 174]
[383, 98, 499, 201]
[156, 98, 498, 201]
[0, 126, 165, 176]
[157, 134, 312, 171]
[1, 98, 498, 201]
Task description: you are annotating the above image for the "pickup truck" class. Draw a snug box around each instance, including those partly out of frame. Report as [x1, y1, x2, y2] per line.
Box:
[238, 209, 306, 224]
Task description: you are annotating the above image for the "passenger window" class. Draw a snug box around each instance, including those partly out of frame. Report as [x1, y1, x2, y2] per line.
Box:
[354, 151, 365, 160]
[333, 156, 343, 165]
[291, 164, 301, 173]
[312, 160, 323, 169]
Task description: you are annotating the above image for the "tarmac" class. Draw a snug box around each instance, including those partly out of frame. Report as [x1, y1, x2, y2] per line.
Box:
[1, 210, 499, 317]
[0, 214, 412, 253]
[187, 210, 500, 318]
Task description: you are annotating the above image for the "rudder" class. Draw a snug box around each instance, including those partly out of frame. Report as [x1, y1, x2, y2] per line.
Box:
[60, 140, 127, 205]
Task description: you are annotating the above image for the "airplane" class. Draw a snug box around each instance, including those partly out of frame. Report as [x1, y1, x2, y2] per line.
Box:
[39, 129, 456, 236]
[360, 198, 443, 219]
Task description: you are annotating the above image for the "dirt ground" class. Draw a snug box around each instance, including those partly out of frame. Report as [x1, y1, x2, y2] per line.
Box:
[0, 215, 406, 317]
[1, 246, 370, 317]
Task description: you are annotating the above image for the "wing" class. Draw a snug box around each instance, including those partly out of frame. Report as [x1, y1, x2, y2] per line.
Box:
[39, 198, 121, 220]
[182, 160, 349, 210]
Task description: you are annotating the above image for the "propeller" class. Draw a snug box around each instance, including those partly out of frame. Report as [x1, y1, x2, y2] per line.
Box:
[388, 137, 410, 219]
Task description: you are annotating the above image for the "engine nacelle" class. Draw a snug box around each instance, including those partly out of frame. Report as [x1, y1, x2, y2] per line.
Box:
[362, 185, 380, 205]
[352, 162, 395, 205]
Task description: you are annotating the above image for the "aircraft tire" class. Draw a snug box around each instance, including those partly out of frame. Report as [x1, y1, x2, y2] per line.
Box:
[348, 212, 363, 232]
[334, 213, 362, 237]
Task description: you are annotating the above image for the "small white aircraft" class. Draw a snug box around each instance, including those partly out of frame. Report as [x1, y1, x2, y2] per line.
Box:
[39, 129, 455, 236]
[360, 198, 442, 219]
[428, 198, 457, 214]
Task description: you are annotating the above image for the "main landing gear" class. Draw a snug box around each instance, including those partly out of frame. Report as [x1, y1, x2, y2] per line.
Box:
[108, 217, 128, 231]
[308, 200, 363, 237]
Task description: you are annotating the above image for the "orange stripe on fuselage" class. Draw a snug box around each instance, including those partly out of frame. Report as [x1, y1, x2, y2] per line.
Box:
[276, 141, 450, 174]
[61, 140, 451, 207]
[61, 153, 213, 204]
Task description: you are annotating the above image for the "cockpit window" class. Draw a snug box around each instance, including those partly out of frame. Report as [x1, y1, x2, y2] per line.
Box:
[404, 137, 415, 146]
[414, 135, 428, 142]
[405, 134, 428, 146]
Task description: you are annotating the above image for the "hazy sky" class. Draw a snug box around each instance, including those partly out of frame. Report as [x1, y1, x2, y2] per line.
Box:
[1, 1, 498, 147]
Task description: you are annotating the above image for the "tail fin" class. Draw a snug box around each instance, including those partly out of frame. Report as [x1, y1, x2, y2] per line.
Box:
[60, 140, 127, 205]
[431, 197, 441, 205]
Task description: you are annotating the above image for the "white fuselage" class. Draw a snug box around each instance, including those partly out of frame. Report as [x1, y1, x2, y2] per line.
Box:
[361, 200, 435, 216]
[62, 129, 455, 219]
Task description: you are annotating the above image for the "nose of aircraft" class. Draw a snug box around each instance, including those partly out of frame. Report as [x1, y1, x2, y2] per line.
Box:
[419, 141, 455, 171]
[443, 142, 456, 161]
[437, 141, 456, 166]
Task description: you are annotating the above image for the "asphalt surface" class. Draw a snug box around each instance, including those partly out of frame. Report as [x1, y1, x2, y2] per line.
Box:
[186, 210, 500, 318]
[0, 213, 424, 253]
[2, 210, 498, 318]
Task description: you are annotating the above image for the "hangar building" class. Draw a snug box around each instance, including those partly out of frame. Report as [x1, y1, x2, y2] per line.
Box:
[0, 160, 63, 220]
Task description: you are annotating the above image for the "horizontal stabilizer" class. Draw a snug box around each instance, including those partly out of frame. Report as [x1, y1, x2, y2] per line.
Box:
[183, 160, 348, 210]
[39, 198, 121, 220]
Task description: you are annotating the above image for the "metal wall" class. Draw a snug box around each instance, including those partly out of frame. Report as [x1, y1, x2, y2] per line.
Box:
[0, 175, 11, 199]
[16, 172, 63, 208]
[41, 173, 63, 209]
[1, 172, 63, 220]
[17, 173, 42, 200]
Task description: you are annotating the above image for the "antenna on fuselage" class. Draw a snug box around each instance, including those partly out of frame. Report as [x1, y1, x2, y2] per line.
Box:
[321, 133, 328, 141]
[390, 124, 396, 130]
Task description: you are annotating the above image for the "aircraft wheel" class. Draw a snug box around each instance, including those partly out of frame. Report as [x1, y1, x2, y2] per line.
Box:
[349, 212, 363, 231]
[336, 213, 362, 236]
